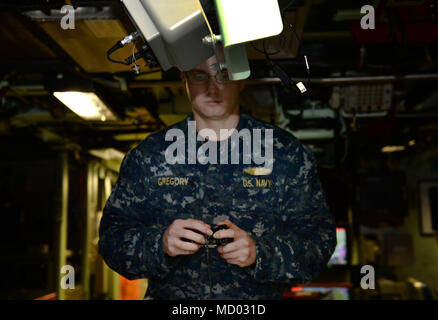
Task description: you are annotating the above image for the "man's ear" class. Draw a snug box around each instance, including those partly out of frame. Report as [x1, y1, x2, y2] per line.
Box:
[180, 71, 187, 93]
[180, 71, 191, 100]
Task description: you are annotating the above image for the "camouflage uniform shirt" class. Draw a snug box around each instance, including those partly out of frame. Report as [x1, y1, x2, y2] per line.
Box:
[98, 113, 336, 299]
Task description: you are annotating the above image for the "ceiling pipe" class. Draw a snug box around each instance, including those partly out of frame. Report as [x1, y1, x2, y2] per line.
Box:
[127, 73, 438, 88]
[7, 74, 438, 93]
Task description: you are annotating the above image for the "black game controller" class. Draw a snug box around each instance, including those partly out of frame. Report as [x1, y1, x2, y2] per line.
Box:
[207, 224, 233, 247]
[182, 224, 233, 248]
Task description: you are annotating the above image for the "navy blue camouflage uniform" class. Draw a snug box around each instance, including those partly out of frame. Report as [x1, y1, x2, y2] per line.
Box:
[98, 113, 337, 299]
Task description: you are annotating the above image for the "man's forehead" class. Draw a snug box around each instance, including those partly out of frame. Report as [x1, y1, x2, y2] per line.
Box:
[208, 62, 220, 71]
[192, 55, 220, 72]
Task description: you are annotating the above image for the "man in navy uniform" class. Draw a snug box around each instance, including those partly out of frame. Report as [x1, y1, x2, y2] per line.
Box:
[98, 47, 336, 299]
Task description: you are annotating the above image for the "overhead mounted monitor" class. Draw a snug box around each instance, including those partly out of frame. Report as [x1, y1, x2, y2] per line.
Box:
[120, 0, 284, 80]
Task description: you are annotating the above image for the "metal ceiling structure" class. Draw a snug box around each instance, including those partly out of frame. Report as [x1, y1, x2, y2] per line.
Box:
[0, 0, 437, 158]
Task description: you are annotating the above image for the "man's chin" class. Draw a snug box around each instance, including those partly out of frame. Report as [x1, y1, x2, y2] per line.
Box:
[196, 105, 229, 119]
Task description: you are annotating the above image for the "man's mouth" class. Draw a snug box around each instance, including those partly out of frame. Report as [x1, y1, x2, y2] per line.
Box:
[206, 100, 222, 104]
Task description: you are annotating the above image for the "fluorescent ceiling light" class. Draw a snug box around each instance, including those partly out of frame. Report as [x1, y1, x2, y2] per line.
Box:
[53, 91, 117, 121]
[381, 145, 406, 153]
[114, 133, 151, 141]
[291, 129, 335, 140]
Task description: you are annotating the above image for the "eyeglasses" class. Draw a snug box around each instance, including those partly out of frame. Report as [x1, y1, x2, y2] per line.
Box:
[184, 70, 232, 85]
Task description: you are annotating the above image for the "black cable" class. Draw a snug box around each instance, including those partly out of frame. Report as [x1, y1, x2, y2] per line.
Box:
[207, 246, 213, 298]
[305, 55, 310, 88]
[106, 31, 142, 66]
[250, 35, 286, 56]
[250, 5, 311, 95]
[124, 50, 144, 65]
[250, 3, 302, 57]
[107, 51, 130, 66]
[107, 41, 130, 65]
[282, 0, 298, 12]
[250, 41, 281, 56]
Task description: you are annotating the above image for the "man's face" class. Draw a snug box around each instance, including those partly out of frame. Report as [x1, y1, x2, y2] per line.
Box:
[181, 55, 245, 120]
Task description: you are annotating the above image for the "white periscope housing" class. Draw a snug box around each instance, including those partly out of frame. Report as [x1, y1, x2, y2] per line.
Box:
[215, 0, 283, 80]
[121, 0, 284, 80]
[216, 0, 283, 47]
[121, 0, 215, 72]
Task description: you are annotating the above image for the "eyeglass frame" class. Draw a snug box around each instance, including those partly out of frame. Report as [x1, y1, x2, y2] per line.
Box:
[183, 69, 233, 85]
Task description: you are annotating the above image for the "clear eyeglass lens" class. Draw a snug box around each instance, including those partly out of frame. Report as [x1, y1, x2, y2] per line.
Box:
[216, 71, 230, 83]
[187, 70, 230, 84]
[191, 72, 208, 83]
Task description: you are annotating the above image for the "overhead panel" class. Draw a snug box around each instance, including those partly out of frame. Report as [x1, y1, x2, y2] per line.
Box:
[0, 12, 56, 59]
[39, 19, 147, 74]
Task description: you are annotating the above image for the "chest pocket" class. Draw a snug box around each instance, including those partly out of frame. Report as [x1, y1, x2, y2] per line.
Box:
[146, 176, 198, 226]
[230, 172, 277, 213]
[228, 170, 278, 236]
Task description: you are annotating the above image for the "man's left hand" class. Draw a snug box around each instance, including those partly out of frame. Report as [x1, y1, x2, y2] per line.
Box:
[214, 219, 256, 267]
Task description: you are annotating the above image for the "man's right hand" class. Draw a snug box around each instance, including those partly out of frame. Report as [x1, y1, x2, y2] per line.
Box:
[163, 219, 213, 257]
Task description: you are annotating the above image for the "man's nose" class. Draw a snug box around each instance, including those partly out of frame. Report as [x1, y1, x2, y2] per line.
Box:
[206, 76, 220, 94]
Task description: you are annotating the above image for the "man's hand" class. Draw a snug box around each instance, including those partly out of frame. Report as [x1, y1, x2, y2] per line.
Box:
[163, 219, 213, 257]
[214, 219, 256, 267]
